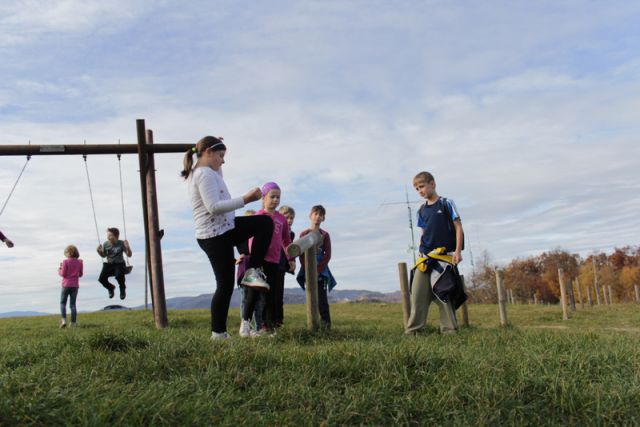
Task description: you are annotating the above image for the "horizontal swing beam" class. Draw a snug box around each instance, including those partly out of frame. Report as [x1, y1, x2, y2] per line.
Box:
[0, 144, 192, 156]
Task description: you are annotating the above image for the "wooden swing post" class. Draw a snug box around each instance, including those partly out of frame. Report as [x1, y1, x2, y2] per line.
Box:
[138, 124, 169, 328]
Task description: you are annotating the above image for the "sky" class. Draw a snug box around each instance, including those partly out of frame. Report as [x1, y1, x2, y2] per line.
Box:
[1, 1, 639, 313]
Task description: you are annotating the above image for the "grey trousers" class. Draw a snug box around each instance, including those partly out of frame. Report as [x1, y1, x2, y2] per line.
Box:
[405, 268, 457, 334]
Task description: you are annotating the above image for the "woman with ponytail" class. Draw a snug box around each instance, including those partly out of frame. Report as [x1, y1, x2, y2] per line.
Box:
[182, 136, 273, 340]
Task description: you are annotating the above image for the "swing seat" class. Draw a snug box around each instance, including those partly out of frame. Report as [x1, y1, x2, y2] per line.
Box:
[103, 263, 133, 276]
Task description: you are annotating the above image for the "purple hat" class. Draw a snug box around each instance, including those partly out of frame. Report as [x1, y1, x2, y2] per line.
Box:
[261, 182, 280, 197]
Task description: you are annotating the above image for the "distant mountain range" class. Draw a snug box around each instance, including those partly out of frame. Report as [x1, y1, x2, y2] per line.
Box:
[0, 311, 51, 318]
[139, 288, 404, 310]
[0, 289, 403, 318]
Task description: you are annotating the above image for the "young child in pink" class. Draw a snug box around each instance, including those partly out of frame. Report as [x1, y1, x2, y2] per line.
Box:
[58, 245, 83, 328]
[239, 182, 292, 337]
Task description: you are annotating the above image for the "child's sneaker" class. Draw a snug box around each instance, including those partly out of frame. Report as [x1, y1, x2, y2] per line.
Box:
[210, 331, 231, 340]
[108, 285, 115, 299]
[70, 322, 77, 328]
[241, 268, 270, 290]
[59, 319, 67, 328]
[239, 319, 254, 338]
[120, 288, 126, 300]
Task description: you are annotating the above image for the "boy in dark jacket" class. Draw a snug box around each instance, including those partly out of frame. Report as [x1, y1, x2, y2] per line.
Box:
[405, 171, 464, 335]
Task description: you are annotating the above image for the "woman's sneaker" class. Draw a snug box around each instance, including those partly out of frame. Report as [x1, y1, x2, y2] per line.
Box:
[59, 319, 67, 328]
[210, 331, 231, 340]
[241, 268, 270, 290]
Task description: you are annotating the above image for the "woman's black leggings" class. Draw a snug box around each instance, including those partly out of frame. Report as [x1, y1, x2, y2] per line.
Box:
[197, 215, 273, 333]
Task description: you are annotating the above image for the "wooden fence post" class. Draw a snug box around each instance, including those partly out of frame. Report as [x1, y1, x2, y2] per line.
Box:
[398, 262, 411, 329]
[607, 285, 614, 305]
[495, 268, 508, 326]
[533, 294, 538, 305]
[568, 278, 576, 311]
[593, 258, 601, 305]
[287, 231, 323, 331]
[558, 268, 569, 320]
[460, 275, 469, 327]
[634, 284, 640, 303]
[586, 281, 593, 306]
[575, 278, 584, 309]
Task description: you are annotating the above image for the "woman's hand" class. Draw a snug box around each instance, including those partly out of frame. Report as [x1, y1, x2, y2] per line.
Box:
[242, 187, 262, 204]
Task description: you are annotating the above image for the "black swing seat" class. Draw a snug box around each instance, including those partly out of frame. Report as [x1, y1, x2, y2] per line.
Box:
[104, 264, 133, 276]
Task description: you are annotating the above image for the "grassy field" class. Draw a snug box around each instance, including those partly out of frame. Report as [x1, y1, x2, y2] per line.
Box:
[1, 303, 639, 426]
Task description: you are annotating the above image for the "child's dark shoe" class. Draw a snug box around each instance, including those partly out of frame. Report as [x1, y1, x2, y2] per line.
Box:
[108, 285, 115, 299]
[120, 288, 126, 300]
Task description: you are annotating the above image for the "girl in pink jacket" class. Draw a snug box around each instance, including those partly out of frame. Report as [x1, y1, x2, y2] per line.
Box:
[58, 245, 83, 328]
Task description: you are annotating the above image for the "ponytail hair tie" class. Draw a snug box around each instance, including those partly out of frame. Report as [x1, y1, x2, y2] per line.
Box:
[191, 146, 197, 153]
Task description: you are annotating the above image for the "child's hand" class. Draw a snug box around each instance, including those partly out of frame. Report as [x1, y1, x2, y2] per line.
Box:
[242, 187, 262, 204]
[288, 260, 296, 273]
[453, 251, 462, 265]
[4, 239, 14, 248]
[236, 254, 245, 265]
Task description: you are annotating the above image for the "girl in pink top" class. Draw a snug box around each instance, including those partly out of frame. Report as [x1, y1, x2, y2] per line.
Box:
[239, 182, 292, 337]
[58, 245, 83, 328]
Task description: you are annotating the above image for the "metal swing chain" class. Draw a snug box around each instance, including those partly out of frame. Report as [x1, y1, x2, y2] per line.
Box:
[117, 148, 131, 267]
[0, 154, 31, 217]
[82, 152, 102, 246]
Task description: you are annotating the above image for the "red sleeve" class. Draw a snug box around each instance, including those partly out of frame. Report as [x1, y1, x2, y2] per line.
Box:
[317, 231, 331, 274]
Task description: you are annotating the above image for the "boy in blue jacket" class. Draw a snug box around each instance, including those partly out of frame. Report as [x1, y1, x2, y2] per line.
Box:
[405, 171, 465, 335]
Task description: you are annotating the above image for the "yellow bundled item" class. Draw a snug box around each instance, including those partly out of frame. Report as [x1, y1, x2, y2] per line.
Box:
[415, 256, 428, 273]
[413, 247, 455, 272]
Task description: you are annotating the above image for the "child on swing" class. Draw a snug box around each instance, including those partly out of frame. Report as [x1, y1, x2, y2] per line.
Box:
[58, 245, 83, 328]
[0, 230, 14, 248]
[97, 227, 132, 300]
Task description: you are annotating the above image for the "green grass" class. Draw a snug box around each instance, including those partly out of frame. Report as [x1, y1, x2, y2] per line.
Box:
[1, 303, 639, 426]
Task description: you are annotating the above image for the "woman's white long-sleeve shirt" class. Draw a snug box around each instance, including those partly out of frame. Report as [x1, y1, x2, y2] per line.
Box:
[188, 167, 245, 239]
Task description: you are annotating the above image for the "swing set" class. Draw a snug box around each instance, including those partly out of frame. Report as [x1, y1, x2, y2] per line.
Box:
[0, 120, 190, 328]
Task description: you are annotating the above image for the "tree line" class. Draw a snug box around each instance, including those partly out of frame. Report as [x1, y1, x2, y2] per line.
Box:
[467, 246, 640, 304]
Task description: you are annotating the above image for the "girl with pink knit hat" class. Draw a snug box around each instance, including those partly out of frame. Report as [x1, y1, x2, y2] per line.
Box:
[239, 182, 293, 337]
